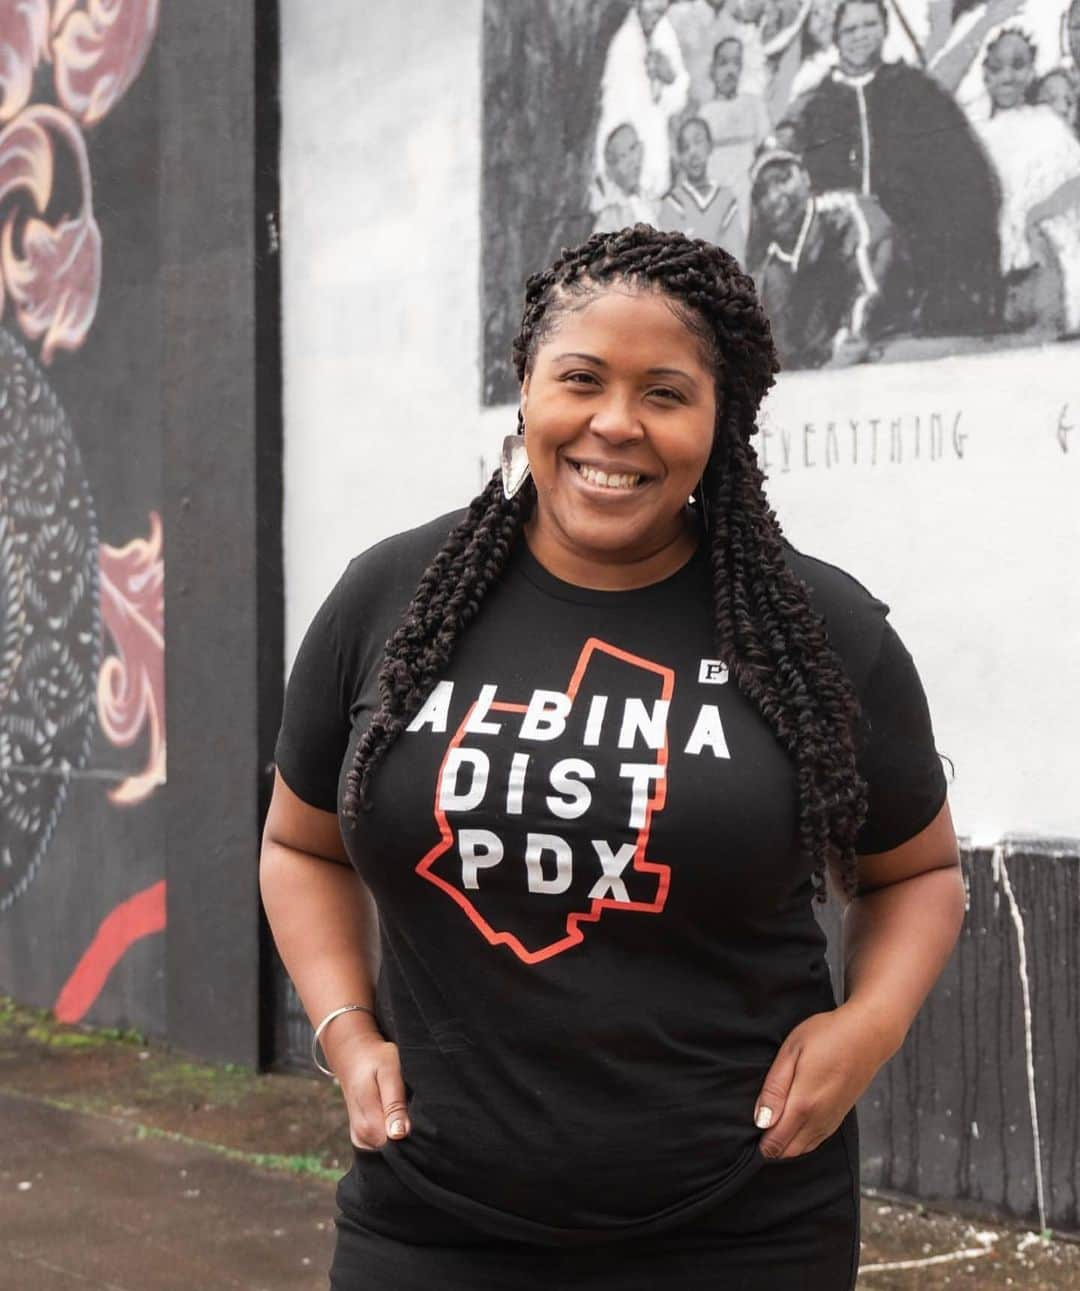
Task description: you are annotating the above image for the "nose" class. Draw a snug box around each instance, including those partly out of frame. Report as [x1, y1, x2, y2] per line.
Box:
[588, 390, 645, 444]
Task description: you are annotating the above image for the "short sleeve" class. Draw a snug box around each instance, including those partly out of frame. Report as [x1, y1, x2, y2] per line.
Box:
[273, 567, 353, 813]
[854, 622, 948, 854]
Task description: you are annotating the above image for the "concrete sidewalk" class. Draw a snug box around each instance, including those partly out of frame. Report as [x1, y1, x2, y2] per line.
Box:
[5, 1084, 1080, 1289]
[1, 1091, 336, 1290]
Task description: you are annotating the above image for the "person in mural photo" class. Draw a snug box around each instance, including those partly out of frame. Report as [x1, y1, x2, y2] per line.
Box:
[1035, 67, 1079, 133]
[669, 0, 769, 105]
[592, 123, 659, 233]
[975, 27, 1080, 335]
[698, 36, 773, 231]
[659, 117, 747, 259]
[595, 0, 690, 203]
[759, 0, 827, 114]
[262, 223, 964, 1288]
[748, 146, 904, 366]
[782, 0, 841, 102]
[780, 0, 1002, 336]
[919, 0, 1028, 115]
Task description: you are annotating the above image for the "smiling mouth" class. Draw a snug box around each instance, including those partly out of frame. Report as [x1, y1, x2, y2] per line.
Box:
[568, 460, 649, 491]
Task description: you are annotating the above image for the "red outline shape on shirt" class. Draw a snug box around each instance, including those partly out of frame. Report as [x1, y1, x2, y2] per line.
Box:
[415, 638, 674, 964]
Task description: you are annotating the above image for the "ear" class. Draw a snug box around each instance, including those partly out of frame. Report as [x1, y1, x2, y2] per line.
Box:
[519, 373, 530, 421]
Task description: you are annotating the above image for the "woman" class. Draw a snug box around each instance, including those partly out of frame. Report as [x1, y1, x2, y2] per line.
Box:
[975, 28, 1080, 334]
[261, 225, 964, 1289]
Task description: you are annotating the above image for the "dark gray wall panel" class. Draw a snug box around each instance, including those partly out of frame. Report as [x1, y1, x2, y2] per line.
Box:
[160, 0, 273, 1067]
[858, 848, 1079, 1234]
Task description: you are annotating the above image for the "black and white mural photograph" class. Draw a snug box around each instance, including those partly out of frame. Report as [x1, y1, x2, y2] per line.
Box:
[482, 0, 1080, 400]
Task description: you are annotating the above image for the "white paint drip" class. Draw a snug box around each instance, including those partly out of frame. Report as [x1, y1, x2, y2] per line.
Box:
[991, 845, 1048, 1234]
[860, 1247, 993, 1273]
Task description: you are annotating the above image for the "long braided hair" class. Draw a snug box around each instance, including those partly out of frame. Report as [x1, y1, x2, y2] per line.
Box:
[343, 225, 867, 899]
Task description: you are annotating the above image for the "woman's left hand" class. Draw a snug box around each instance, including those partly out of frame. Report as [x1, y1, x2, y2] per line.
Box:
[754, 1003, 895, 1161]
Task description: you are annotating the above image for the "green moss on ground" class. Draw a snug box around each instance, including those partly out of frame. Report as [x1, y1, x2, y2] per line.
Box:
[0, 994, 346, 1180]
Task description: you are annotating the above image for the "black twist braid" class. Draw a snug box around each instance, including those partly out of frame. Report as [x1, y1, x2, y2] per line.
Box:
[344, 224, 867, 896]
[341, 470, 531, 817]
[710, 427, 866, 897]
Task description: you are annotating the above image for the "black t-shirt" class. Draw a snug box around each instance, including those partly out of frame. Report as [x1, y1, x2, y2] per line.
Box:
[274, 511, 947, 1245]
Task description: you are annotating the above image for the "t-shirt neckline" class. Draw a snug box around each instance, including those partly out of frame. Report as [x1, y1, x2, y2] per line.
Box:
[514, 534, 707, 607]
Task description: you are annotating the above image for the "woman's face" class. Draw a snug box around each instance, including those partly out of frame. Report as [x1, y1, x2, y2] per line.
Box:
[520, 286, 717, 572]
[835, 2, 886, 74]
[983, 33, 1035, 111]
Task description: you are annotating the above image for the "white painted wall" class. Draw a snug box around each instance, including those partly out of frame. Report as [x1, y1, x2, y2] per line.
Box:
[281, 0, 1080, 843]
[280, 0, 488, 648]
[756, 349, 1080, 843]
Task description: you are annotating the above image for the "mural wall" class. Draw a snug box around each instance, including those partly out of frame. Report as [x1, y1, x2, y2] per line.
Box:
[0, 0, 166, 1033]
[483, 0, 1080, 400]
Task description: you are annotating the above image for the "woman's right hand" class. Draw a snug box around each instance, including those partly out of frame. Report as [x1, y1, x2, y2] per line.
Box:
[322, 1016, 411, 1149]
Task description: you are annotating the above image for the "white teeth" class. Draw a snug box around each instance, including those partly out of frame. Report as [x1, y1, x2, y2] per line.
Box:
[573, 462, 642, 490]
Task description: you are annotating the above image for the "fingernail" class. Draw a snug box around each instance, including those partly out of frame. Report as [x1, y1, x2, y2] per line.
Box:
[388, 1119, 407, 1138]
[755, 1106, 773, 1129]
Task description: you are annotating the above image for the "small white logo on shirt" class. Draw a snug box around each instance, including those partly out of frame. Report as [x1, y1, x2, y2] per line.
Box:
[698, 660, 729, 685]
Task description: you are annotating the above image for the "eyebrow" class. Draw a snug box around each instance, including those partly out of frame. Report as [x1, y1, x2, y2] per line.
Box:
[553, 352, 698, 382]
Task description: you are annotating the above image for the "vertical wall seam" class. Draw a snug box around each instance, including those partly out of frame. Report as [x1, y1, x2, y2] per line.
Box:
[992, 845, 1048, 1232]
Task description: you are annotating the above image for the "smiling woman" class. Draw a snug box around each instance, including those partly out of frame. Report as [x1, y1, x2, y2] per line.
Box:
[520, 289, 715, 585]
[261, 224, 965, 1290]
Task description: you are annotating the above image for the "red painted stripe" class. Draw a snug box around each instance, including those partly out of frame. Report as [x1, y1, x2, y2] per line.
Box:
[416, 638, 674, 964]
[53, 880, 167, 1023]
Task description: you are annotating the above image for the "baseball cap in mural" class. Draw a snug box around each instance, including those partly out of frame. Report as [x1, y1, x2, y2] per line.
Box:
[749, 142, 805, 192]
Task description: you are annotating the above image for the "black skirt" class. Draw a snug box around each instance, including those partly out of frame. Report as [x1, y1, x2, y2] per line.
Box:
[329, 1111, 860, 1290]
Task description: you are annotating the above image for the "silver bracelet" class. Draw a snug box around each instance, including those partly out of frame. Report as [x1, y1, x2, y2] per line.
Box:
[311, 1003, 376, 1078]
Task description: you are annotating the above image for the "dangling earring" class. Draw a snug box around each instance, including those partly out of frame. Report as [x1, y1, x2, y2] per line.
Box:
[692, 479, 712, 533]
[501, 419, 532, 499]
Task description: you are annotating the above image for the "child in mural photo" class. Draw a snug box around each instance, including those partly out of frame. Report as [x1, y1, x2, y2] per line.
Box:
[263, 224, 964, 1289]
[747, 146, 904, 367]
[699, 36, 773, 231]
[669, 0, 769, 105]
[757, 0, 829, 117]
[1034, 67, 1079, 135]
[658, 116, 746, 260]
[591, 123, 658, 233]
[975, 28, 1080, 335]
[595, 0, 690, 203]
